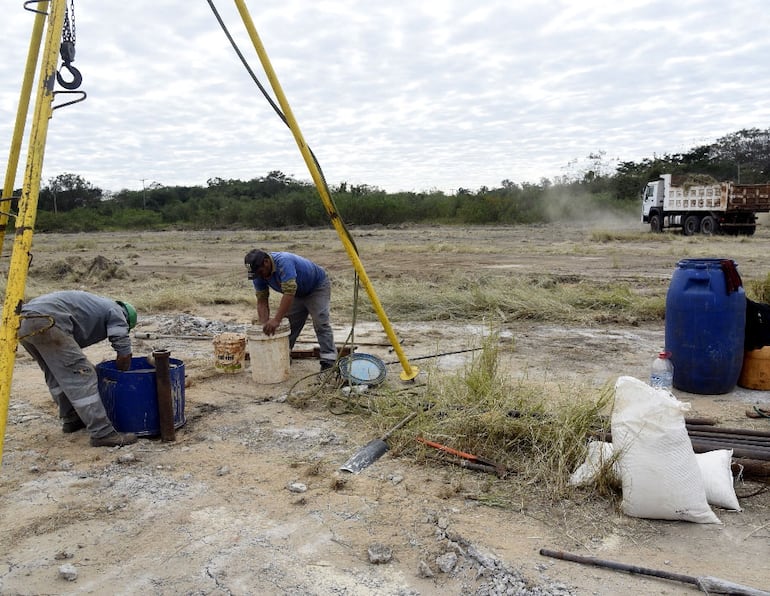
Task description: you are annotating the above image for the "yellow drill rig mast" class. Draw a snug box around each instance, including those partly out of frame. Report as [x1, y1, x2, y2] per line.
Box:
[1, 0, 77, 463]
[1, 1, 419, 466]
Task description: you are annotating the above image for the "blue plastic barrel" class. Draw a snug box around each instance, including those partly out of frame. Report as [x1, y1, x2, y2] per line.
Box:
[96, 356, 186, 436]
[665, 258, 746, 394]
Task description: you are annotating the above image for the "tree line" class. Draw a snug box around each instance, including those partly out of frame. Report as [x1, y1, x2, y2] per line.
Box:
[15, 127, 770, 232]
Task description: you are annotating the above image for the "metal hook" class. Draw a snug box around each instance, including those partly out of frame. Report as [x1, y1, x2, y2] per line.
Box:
[56, 62, 82, 90]
[52, 89, 87, 111]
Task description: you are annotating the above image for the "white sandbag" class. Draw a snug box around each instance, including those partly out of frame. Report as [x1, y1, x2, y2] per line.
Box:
[696, 449, 742, 511]
[570, 441, 741, 512]
[568, 440, 619, 486]
[611, 376, 720, 524]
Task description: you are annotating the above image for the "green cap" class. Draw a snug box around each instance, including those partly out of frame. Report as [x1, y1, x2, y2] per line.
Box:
[116, 300, 138, 330]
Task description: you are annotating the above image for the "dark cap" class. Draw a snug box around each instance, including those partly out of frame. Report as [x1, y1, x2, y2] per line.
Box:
[245, 249, 268, 279]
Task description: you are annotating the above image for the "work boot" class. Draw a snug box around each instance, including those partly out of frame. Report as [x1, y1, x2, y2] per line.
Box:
[90, 431, 138, 447]
[320, 360, 335, 372]
[62, 418, 86, 433]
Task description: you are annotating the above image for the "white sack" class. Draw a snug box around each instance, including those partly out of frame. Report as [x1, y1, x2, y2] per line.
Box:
[696, 449, 742, 511]
[568, 440, 620, 486]
[611, 376, 720, 524]
[570, 441, 741, 512]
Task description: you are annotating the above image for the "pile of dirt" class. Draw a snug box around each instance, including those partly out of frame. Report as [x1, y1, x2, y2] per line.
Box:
[32, 255, 127, 283]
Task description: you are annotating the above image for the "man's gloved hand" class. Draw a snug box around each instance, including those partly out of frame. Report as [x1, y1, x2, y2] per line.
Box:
[116, 353, 132, 371]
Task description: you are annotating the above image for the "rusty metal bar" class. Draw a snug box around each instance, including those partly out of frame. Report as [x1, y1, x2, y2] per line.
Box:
[153, 349, 175, 442]
[732, 458, 770, 478]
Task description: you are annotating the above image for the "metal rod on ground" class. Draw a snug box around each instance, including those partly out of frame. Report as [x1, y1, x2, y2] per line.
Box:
[690, 440, 770, 461]
[686, 431, 770, 447]
[539, 549, 770, 596]
[686, 425, 770, 439]
[153, 349, 176, 442]
[682, 417, 718, 426]
[427, 455, 500, 475]
[135, 332, 214, 341]
[592, 431, 770, 462]
[687, 431, 770, 443]
[732, 458, 770, 478]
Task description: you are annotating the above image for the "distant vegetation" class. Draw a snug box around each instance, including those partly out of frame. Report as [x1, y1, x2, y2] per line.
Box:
[11, 127, 770, 232]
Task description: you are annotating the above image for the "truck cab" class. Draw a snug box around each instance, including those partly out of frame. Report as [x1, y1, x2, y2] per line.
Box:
[641, 174, 670, 232]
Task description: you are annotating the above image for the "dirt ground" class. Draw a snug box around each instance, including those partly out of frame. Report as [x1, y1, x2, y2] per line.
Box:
[1, 222, 770, 595]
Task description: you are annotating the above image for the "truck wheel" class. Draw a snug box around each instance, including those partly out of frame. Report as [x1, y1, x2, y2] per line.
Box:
[740, 224, 756, 236]
[650, 214, 663, 233]
[699, 215, 719, 235]
[683, 214, 700, 236]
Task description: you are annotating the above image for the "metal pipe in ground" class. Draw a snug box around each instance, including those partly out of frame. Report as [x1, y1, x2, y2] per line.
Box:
[153, 349, 176, 442]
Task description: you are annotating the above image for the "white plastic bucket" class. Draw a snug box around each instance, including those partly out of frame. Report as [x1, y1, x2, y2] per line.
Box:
[247, 325, 290, 384]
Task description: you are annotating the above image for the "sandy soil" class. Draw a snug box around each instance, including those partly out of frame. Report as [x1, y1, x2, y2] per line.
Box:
[1, 222, 769, 595]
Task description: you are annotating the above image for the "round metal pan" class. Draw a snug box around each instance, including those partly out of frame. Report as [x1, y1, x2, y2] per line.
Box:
[337, 353, 387, 386]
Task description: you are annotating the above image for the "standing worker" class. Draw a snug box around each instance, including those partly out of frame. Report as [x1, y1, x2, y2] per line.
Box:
[244, 249, 337, 371]
[17, 290, 139, 447]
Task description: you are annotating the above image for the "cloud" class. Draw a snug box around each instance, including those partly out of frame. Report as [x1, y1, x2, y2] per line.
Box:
[2, 0, 770, 195]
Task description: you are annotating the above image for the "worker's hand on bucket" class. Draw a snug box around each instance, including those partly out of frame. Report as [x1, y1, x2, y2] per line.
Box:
[116, 353, 132, 371]
[263, 319, 280, 336]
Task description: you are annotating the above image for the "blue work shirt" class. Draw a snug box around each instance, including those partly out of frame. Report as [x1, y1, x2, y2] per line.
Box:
[252, 252, 328, 297]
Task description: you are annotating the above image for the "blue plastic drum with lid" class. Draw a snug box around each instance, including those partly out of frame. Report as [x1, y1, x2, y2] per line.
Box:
[665, 258, 745, 394]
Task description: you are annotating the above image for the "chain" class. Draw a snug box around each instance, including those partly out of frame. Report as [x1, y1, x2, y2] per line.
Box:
[62, 0, 76, 43]
[57, 0, 81, 89]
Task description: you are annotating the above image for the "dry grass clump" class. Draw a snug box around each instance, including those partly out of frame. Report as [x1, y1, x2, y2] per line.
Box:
[334, 273, 665, 325]
[746, 272, 770, 303]
[138, 277, 251, 312]
[590, 230, 670, 243]
[352, 333, 615, 505]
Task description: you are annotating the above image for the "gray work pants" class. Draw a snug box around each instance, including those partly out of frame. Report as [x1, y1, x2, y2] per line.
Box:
[287, 278, 336, 363]
[18, 313, 116, 438]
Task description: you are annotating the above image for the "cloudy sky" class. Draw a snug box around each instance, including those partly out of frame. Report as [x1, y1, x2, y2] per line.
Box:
[2, 1, 769, 195]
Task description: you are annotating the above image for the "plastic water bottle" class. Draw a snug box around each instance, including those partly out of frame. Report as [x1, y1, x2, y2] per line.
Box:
[650, 351, 674, 389]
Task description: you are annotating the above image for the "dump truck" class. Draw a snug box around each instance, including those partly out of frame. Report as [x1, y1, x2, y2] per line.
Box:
[641, 173, 770, 235]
